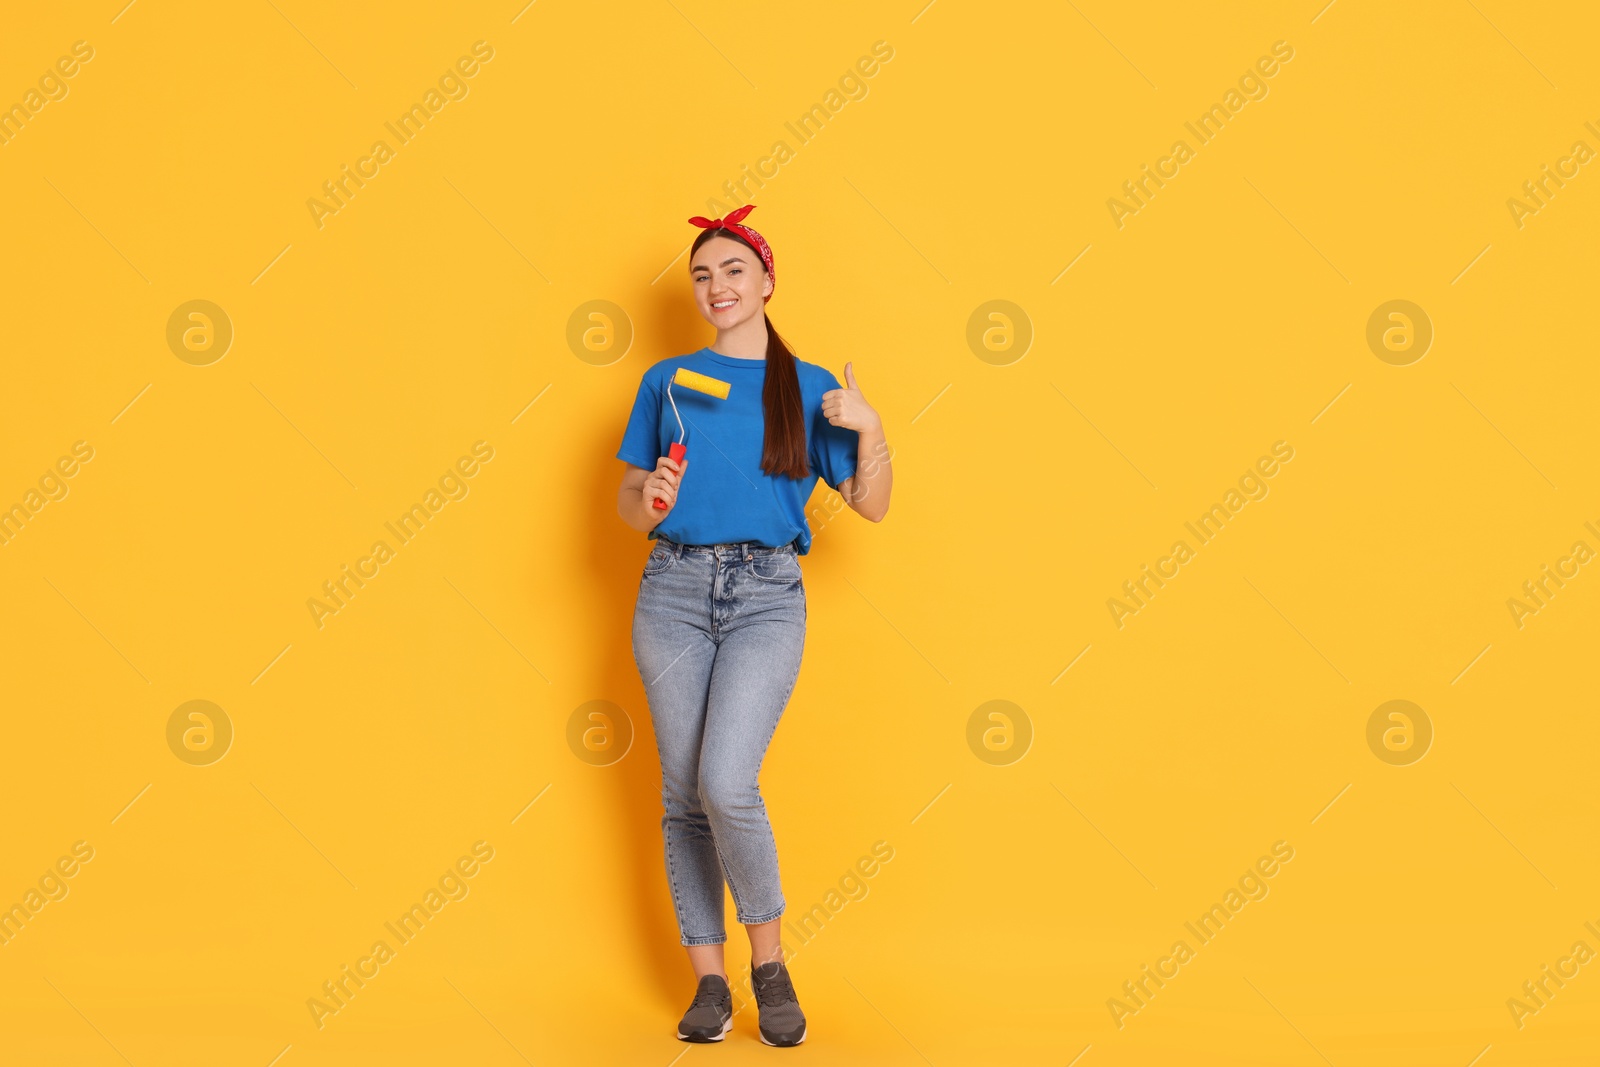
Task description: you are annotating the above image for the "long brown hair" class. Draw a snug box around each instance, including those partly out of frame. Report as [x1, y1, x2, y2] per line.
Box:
[690, 225, 808, 480]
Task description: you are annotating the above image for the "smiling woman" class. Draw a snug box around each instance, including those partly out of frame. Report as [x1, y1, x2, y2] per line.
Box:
[613, 204, 892, 1048]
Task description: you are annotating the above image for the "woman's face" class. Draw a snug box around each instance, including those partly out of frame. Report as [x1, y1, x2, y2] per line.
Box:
[690, 235, 771, 330]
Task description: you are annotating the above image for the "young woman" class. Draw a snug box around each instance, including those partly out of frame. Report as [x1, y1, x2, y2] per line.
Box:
[614, 205, 892, 1046]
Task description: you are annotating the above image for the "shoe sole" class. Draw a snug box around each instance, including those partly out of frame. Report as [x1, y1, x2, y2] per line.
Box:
[759, 1023, 807, 1047]
[677, 1016, 733, 1042]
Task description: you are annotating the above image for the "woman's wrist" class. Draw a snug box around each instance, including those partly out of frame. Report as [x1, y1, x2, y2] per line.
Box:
[620, 486, 664, 533]
[857, 420, 887, 459]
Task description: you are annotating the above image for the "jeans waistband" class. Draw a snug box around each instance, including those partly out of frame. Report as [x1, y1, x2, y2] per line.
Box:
[655, 536, 798, 559]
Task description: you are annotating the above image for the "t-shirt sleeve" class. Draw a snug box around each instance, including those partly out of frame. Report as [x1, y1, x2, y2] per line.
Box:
[616, 368, 662, 471]
[809, 368, 859, 491]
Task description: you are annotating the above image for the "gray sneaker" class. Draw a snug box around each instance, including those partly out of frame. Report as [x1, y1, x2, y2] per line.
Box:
[677, 974, 733, 1042]
[751, 960, 807, 1046]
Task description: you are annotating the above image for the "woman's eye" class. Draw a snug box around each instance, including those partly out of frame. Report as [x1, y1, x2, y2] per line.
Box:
[729, 268, 741, 275]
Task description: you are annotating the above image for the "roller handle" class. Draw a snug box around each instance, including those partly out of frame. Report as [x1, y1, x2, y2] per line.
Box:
[651, 441, 688, 510]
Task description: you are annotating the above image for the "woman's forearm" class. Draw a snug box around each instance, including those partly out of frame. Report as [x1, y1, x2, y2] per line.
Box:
[846, 425, 892, 522]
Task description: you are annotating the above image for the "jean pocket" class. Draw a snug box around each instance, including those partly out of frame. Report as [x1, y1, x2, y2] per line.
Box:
[643, 544, 677, 576]
[749, 552, 801, 584]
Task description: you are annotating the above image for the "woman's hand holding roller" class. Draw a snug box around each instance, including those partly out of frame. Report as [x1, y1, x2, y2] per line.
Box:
[645, 455, 686, 512]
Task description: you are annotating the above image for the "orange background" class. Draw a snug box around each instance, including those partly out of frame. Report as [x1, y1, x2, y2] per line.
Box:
[2, 1, 1599, 1064]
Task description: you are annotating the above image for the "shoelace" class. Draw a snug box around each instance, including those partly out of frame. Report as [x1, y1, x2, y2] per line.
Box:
[691, 981, 730, 1011]
[752, 965, 797, 1007]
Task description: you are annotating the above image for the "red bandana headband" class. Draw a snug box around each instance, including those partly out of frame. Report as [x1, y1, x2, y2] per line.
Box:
[687, 204, 775, 302]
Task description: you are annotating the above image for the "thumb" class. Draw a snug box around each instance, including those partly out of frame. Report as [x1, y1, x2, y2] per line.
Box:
[843, 361, 858, 390]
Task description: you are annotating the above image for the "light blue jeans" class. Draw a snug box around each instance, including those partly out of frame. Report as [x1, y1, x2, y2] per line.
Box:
[632, 535, 806, 946]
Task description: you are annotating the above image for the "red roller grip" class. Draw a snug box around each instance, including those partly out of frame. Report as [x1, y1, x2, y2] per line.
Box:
[651, 440, 688, 510]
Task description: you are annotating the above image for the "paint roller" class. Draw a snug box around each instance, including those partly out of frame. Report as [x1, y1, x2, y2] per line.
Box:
[652, 367, 731, 510]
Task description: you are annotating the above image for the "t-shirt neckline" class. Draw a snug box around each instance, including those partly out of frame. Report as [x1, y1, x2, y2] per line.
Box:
[699, 346, 768, 369]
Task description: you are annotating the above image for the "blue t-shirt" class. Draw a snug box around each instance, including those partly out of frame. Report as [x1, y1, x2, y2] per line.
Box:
[616, 347, 858, 555]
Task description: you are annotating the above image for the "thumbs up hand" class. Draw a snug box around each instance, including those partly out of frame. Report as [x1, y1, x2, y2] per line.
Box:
[821, 361, 881, 434]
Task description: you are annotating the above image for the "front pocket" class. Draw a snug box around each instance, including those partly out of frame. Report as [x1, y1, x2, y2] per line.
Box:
[643, 546, 676, 576]
[749, 553, 801, 583]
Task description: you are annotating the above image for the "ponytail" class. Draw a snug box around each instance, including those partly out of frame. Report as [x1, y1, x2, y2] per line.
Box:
[759, 312, 809, 480]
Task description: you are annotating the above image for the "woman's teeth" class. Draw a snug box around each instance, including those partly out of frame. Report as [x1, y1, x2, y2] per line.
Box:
[712, 300, 736, 309]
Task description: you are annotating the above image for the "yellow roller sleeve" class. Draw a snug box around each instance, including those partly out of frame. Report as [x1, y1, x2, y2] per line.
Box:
[672, 367, 731, 399]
